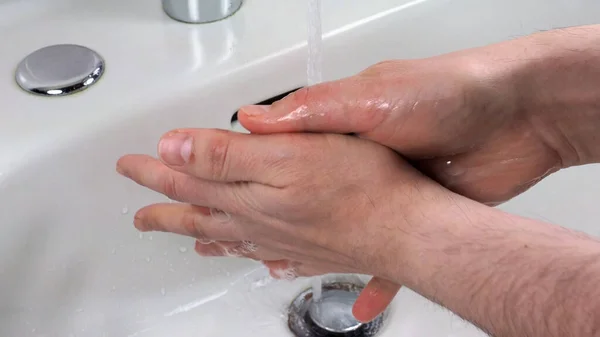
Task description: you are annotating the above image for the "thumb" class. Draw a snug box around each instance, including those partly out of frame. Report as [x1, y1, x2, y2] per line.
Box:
[238, 81, 388, 135]
[352, 277, 401, 323]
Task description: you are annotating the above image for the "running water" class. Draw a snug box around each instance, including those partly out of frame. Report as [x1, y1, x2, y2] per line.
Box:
[307, 0, 323, 86]
[307, 0, 323, 302]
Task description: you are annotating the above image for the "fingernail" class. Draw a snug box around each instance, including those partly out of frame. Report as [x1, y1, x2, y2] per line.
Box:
[158, 133, 192, 165]
[240, 105, 271, 117]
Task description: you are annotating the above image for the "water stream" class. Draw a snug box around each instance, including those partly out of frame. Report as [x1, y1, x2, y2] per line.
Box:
[307, 0, 323, 302]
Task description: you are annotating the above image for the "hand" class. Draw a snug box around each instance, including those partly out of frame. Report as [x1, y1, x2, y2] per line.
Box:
[236, 54, 572, 321]
[238, 58, 567, 206]
[116, 129, 465, 321]
[233, 49, 573, 318]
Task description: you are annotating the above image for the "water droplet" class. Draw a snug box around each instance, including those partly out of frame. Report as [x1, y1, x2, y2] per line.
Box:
[161, 287, 166, 296]
[146, 257, 152, 263]
[148, 235, 153, 241]
[121, 206, 129, 214]
[179, 246, 188, 253]
[111, 286, 116, 291]
[163, 251, 168, 256]
[139, 233, 144, 239]
[111, 248, 117, 255]
[75, 308, 84, 313]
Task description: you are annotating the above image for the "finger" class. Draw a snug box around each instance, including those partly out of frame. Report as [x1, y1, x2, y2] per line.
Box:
[262, 260, 299, 280]
[352, 277, 401, 323]
[117, 154, 265, 213]
[194, 240, 284, 261]
[156, 128, 296, 187]
[237, 81, 388, 135]
[133, 203, 241, 241]
[263, 261, 348, 280]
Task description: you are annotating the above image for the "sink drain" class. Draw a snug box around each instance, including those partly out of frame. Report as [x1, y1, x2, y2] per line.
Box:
[288, 281, 385, 337]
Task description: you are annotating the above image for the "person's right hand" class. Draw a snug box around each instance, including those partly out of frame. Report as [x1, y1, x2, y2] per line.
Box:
[237, 45, 580, 322]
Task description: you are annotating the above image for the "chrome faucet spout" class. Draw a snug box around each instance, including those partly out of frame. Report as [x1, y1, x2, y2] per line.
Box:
[162, 0, 243, 24]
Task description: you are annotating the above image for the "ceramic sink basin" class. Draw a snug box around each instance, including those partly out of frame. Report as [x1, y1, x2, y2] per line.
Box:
[1, 0, 599, 336]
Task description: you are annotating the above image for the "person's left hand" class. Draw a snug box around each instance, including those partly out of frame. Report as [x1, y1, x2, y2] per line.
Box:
[116, 128, 461, 322]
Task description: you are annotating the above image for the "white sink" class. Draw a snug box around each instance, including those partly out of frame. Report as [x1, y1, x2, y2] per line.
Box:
[2, 0, 599, 336]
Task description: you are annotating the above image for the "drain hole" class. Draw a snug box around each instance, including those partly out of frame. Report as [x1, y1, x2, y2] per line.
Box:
[230, 87, 303, 132]
[288, 281, 385, 337]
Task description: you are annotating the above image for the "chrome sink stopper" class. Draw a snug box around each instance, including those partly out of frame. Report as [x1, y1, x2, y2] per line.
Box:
[15, 44, 104, 96]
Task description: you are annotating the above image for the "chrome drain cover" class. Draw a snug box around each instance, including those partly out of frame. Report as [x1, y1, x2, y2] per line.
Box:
[15, 44, 105, 96]
[288, 281, 385, 337]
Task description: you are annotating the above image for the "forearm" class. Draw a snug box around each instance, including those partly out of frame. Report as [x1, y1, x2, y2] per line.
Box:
[466, 24, 600, 167]
[393, 197, 600, 337]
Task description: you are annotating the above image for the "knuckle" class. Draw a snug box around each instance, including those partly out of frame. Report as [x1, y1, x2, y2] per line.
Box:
[370, 60, 400, 73]
[181, 211, 204, 238]
[358, 62, 387, 77]
[161, 173, 181, 200]
[372, 60, 397, 69]
[206, 132, 232, 180]
[278, 87, 311, 108]
[283, 85, 328, 108]
[360, 60, 410, 80]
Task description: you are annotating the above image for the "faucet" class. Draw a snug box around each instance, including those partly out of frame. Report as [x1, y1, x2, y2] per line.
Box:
[162, 0, 243, 24]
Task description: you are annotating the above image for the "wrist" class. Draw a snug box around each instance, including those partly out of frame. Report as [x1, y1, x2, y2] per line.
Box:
[450, 25, 600, 167]
[494, 25, 600, 166]
[391, 194, 494, 288]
